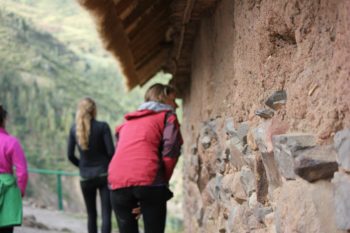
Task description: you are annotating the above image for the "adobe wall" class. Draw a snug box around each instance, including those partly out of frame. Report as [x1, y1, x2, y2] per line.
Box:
[181, 0, 350, 232]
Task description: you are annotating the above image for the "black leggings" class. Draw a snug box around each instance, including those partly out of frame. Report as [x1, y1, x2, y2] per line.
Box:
[0, 226, 13, 233]
[80, 176, 112, 233]
[110, 186, 173, 233]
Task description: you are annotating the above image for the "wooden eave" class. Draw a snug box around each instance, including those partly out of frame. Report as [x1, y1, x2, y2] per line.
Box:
[78, 0, 219, 92]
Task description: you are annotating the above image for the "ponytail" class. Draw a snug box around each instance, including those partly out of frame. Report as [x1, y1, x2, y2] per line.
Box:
[75, 98, 96, 150]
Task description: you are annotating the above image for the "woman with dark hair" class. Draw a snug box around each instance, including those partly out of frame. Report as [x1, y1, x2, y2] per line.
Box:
[67, 97, 114, 233]
[0, 105, 28, 233]
[108, 83, 183, 233]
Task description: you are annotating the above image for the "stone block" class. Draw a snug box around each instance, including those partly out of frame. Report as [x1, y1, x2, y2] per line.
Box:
[294, 145, 338, 182]
[215, 174, 224, 200]
[221, 174, 235, 204]
[275, 179, 340, 233]
[225, 117, 236, 138]
[191, 144, 198, 155]
[253, 206, 273, 223]
[265, 90, 287, 110]
[201, 135, 211, 149]
[253, 122, 270, 153]
[227, 204, 250, 233]
[256, 153, 268, 204]
[248, 214, 265, 230]
[334, 128, 350, 171]
[200, 120, 218, 149]
[240, 165, 256, 196]
[253, 119, 289, 154]
[248, 192, 258, 209]
[188, 153, 200, 182]
[198, 166, 211, 192]
[231, 172, 247, 203]
[238, 122, 250, 144]
[272, 134, 316, 179]
[242, 154, 255, 171]
[247, 129, 259, 151]
[202, 203, 221, 233]
[261, 152, 282, 192]
[255, 108, 275, 119]
[216, 146, 230, 174]
[264, 212, 277, 233]
[226, 205, 239, 233]
[202, 178, 216, 206]
[226, 134, 245, 153]
[332, 172, 350, 230]
[225, 143, 244, 170]
[186, 182, 204, 225]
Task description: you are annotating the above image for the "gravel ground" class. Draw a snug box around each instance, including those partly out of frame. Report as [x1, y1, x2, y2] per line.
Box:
[14, 204, 86, 233]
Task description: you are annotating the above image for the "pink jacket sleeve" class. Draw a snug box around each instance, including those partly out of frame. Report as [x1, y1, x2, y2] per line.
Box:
[11, 139, 28, 196]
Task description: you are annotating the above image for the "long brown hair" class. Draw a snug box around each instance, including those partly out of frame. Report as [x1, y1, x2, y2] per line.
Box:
[144, 83, 176, 103]
[75, 97, 96, 150]
[0, 105, 7, 128]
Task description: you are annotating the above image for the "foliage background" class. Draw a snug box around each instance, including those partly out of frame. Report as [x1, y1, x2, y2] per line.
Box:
[0, 0, 182, 232]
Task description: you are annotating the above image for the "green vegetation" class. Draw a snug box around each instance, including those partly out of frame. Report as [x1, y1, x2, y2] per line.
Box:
[0, 7, 140, 170]
[0, 0, 182, 231]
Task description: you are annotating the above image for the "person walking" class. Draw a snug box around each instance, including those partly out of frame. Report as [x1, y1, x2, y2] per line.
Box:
[0, 105, 28, 233]
[67, 97, 114, 233]
[108, 83, 183, 233]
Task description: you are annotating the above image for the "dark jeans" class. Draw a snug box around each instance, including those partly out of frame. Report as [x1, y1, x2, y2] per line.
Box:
[110, 186, 173, 233]
[80, 176, 112, 233]
[0, 226, 13, 233]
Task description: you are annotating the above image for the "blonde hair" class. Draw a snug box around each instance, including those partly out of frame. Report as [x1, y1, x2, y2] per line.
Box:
[144, 83, 176, 103]
[75, 97, 96, 150]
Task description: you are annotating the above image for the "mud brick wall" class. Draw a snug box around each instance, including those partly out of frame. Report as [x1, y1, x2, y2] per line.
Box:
[181, 0, 350, 232]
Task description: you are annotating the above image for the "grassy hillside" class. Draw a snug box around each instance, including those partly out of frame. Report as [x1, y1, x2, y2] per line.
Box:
[0, 9, 134, 169]
[0, 0, 154, 166]
[1, 0, 103, 57]
[0, 1, 182, 231]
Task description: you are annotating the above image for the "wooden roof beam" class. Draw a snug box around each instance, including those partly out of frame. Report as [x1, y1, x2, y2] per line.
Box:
[125, 0, 169, 36]
[131, 23, 169, 61]
[114, 0, 135, 16]
[128, 0, 171, 40]
[176, 0, 196, 60]
[133, 37, 171, 66]
[137, 50, 168, 86]
[130, 13, 169, 50]
[122, 0, 155, 30]
[135, 46, 162, 70]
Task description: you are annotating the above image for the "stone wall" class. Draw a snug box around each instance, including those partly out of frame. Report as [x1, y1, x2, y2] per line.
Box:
[181, 0, 350, 232]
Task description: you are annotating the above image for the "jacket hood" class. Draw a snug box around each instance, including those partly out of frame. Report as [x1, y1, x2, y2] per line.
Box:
[124, 101, 174, 120]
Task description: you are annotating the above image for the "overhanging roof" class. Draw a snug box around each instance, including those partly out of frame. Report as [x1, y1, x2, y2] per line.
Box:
[78, 0, 218, 92]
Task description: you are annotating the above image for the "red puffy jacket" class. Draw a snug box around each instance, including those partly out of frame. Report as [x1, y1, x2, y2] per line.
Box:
[108, 109, 183, 190]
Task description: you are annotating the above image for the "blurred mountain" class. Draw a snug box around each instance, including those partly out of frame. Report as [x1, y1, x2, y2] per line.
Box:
[0, 2, 182, 231]
[0, 0, 146, 170]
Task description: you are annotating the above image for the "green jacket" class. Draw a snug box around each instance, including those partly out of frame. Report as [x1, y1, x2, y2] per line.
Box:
[0, 174, 22, 227]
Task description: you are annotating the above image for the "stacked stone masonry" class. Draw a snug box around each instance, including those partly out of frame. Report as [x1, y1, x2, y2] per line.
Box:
[181, 0, 350, 232]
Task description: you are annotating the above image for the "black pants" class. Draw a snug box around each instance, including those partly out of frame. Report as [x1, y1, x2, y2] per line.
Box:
[110, 186, 173, 233]
[0, 226, 13, 233]
[80, 176, 112, 233]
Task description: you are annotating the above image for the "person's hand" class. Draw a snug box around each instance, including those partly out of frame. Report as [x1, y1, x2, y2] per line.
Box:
[132, 207, 141, 220]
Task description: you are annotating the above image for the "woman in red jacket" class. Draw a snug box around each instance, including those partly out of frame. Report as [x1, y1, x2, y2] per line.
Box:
[108, 83, 183, 233]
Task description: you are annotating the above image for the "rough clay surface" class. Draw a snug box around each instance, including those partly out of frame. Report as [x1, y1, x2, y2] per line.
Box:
[183, 0, 350, 143]
[182, 0, 350, 232]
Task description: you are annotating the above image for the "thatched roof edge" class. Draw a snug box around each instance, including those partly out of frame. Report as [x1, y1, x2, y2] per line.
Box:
[78, 0, 139, 90]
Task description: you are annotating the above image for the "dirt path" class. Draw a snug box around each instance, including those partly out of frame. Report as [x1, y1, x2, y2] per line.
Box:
[14, 204, 87, 233]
